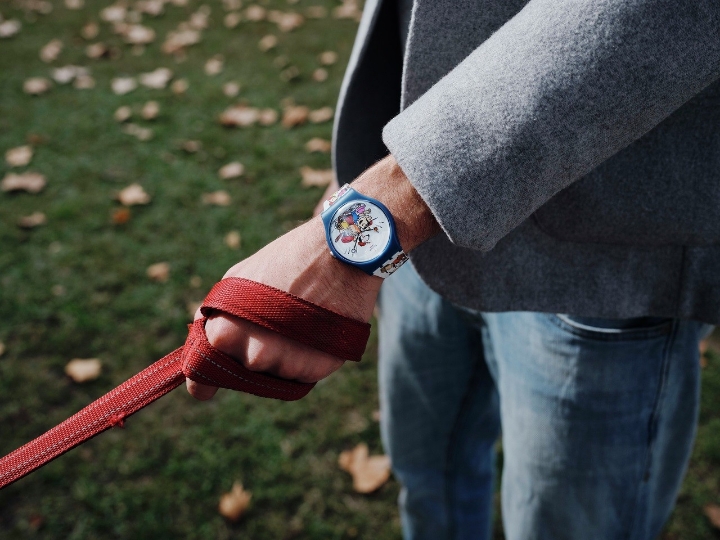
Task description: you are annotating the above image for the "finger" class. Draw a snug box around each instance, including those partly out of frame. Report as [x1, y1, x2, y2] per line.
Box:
[186, 379, 219, 401]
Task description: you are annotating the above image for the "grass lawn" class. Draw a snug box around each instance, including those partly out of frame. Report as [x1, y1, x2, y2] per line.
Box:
[0, 0, 719, 538]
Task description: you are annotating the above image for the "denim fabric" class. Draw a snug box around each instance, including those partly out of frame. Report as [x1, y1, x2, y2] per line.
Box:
[378, 263, 712, 540]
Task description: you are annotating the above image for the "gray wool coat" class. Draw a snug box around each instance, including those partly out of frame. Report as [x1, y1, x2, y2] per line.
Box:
[332, 0, 720, 324]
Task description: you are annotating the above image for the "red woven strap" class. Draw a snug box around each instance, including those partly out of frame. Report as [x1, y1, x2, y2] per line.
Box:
[0, 278, 370, 489]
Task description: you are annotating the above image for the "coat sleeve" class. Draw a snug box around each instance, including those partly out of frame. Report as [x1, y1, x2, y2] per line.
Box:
[382, 0, 720, 251]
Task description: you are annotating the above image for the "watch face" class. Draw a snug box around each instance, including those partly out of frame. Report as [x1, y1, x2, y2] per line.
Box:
[328, 200, 392, 263]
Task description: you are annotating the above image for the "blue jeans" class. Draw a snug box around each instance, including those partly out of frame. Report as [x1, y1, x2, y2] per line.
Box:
[378, 263, 712, 540]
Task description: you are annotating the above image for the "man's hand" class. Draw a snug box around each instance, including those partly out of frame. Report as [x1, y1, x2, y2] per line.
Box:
[186, 154, 440, 400]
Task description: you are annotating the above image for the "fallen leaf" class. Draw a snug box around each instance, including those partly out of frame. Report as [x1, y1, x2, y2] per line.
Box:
[23, 77, 52, 95]
[258, 34, 277, 52]
[282, 105, 309, 127]
[65, 358, 102, 383]
[205, 55, 224, 76]
[224, 230, 241, 249]
[100, 5, 126, 23]
[219, 482, 251, 521]
[6, 145, 33, 167]
[111, 76, 137, 95]
[74, 74, 95, 89]
[39, 39, 63, 62]
[279, 66, 299, 82]
[223, 0, 242, 11]
[141, 100, 160, 120]
[189, 7, 210, 30]
[114, 106, 132, 122]
[122, 123, 153, 141]
[244, 5, 266, 21]
[704, 504, 720, 529]
[147, 262, 170, 282]
[181, 140, 201, 153]
[162, 28, 201, 54]
[171, 78, 189, 94]
[112, 207, 131, 224]
[79, 21, 99, 40]
[18, 211, 46, 228]
[258, 108, 278, 126]
[117, 183, 151, 205]
[219, 105, 259, 127]
[86, 42, 108, 59]
[312, 68, 328, 82]
[309, 106, 333, 123]
[222, 81, 241, 97]
[136, 0, 164, 16]
[269, 11, 304, 32]
[371, 409, 381, 422]
[189, 275, 202, 287]
[22, 0, 53, 14]
[219, 162, 244, 179]
[273, 55, 289, 68]
[300, 166, 333, 188]
[319, 51, 338, 65]
[202, 190, 231, 206]
[65, 0, 83, 8]
[224, 12, 241, 28]
[333, 0, 361, 20]
[52, 65, 85, 84]
[338, 444, 391, 494]
[1, 172, 46, 193]
[304, 6, 327, 18]
[0, 20, 22, 39]
[123, 24, 155, 45]
[305, 137, 331, 153]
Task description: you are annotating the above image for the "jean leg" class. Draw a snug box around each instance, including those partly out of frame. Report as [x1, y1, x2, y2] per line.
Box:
[378, 263, 501, 540]
[480, 312, 707, 540]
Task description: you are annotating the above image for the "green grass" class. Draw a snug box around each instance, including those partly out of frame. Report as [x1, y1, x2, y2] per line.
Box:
[0, 0, 719, 538]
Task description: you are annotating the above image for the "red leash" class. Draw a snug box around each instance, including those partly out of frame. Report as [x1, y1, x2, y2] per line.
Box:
[0, 277, 370, 489]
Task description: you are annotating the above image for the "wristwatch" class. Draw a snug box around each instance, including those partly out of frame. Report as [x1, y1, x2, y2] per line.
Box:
[320, 184, 408, 278]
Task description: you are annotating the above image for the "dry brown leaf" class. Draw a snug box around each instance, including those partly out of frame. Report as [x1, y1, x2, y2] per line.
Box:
[65, 358, 102, 383]
[100, 4, 126, 23]
[114, 106, 132, 122]
[117, 183, 151, 205]
[124, 24, 155, 45]
[171, 78, 189, 94]
[112, 207, 131, 224]
[189, 7, 210, 30]
[205, 55, 224, 76]
[74, 74, 95, 89]
[338, 444, 391, 494]
[23, 77, 52, 95]
[219, 105, 259, 127]
[258, 34, 277, 52]
[300, 166, 333, 188]
[181, 140, 201, 153]
[111, 77, 137, 95]
[309, 106, 333, 124]
[6, 145, 33, 167]
[223, 0, 242, 11]
[203, 190, 231, 206]
[141, 101, 160, 120]
[319, 51, 338, 65]
[273, 55, 289, 68]
[219, 482, 251, 521]
[86, 42, 108, 59]
[162, 28, 201, 54]
[333, 0, 361, 20]
[1, 172, 46, 193]
[40, 39, 63, 63]
[282, 105, 309, 128]
[704, 504, 720, 529]
[147, 262, 170, 282]
[21, 0, 53, 14]
[272, 11, 304, 32]
[224, 230, 241, 249]
[136, 0, 164, 16]
[52, 65, 83, 84]
[0, 20, 22, 38]
[244, 5, 266, 21]
[18, 211, 47, 228]
[189, 275, 202, 287]
[224, 12, 242, 28]
[305, 137, 331, 153]
[304, 5, 327, 18]
[219, 161, 244, 179]
[80, 21, 99, 40]
[312, 68, 328, 82]
[122, 123, 153, 141]
[279, 66, 299, 82]
[65, 0, 83, 8]
[222, 81, 241, 97]
[258, 108, 278, 126]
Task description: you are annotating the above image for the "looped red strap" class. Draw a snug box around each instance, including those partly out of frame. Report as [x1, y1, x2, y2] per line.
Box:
[0, 278, 370, 489]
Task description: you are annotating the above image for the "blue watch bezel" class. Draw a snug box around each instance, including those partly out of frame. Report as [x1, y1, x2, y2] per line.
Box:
[321, 186, 404, 276]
